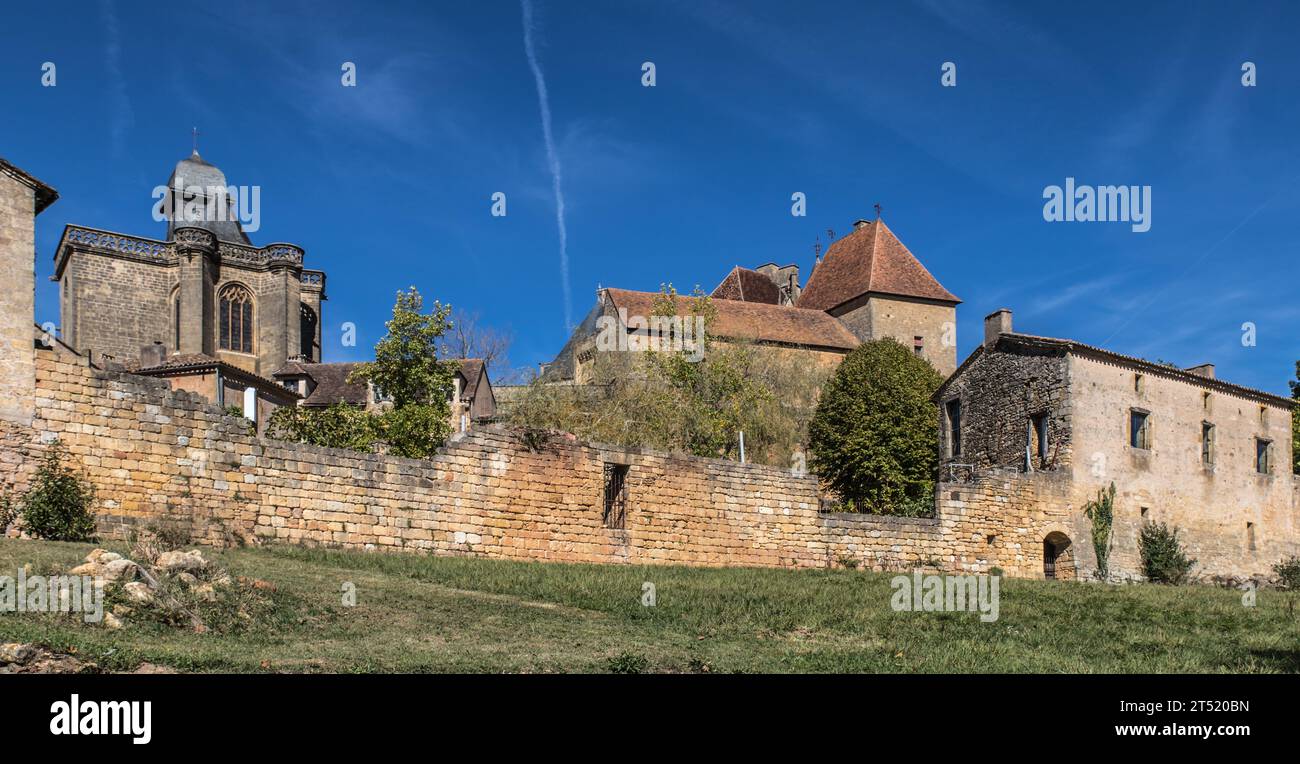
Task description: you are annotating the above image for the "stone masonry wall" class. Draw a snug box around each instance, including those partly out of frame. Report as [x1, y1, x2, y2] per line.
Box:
[0, 345, 1290, 579]
[0, 172, 37, 426]
[0, 346, 1063, 576]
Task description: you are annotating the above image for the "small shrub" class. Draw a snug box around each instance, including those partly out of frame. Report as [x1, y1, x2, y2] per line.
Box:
[988, 566, 1004, 577]
[0, 489, 17, 531]
[19, 440, 97, 542]
[835, 555, 859, 570]
[1139, 522, 1196, 585]
[1083, 483, 1115, 580]
[1272, 556, 1300, 591]
[607, 652, 649, 674]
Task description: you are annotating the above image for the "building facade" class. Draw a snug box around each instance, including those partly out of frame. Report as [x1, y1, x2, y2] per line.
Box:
[935, 309, 1298, 580]
[52, 151, 326, 379]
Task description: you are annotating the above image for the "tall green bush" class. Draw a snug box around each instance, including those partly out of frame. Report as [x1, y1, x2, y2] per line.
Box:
[807, 338, 943, 515]
[1138, 521, 1195, 584]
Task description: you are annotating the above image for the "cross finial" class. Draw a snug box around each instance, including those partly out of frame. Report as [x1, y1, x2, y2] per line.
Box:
[874, 202, 882, 219]
[191, 127, 201, 156]
[813, 237, 821, 257]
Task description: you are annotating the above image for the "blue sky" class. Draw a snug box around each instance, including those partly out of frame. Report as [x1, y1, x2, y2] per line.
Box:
[2, 0, 1297, 393]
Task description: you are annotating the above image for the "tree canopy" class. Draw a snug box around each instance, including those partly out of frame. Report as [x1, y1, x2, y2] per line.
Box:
[807, 338, 943, 515]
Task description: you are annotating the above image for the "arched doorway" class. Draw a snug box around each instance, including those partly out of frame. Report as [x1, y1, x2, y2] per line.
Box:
[1043, 532, 1075, 580]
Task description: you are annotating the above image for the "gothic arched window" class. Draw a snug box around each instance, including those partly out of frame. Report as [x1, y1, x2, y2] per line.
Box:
[219, 285, 254, 353]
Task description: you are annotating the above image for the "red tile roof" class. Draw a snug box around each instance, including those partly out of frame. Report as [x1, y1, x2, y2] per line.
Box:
[711, 266, 782, 304]
[604, 288, 857, 350]
[796, 219, 959, 310]
[125, 353, 300, 400]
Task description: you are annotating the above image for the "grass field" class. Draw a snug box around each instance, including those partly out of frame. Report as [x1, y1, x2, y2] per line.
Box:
[1, 537, 1298, 673]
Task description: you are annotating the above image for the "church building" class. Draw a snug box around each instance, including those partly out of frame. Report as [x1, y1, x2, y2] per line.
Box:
[50, 150, 326, 425]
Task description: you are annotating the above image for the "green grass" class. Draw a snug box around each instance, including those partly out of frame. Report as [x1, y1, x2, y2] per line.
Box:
[2, 537, 1298, 673]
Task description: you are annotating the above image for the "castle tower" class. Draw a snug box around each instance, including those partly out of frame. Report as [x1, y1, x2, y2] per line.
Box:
[796, 218, 961, 376]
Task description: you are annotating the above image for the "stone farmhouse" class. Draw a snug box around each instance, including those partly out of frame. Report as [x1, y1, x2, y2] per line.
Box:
[938, 309, 1297, 579]
[1, 155, 1295, 581]
[43, 151, 494, 433]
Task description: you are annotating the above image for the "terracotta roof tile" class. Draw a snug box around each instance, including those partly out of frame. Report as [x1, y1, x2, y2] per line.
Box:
[796, 219, 959, 310]
[605, 288, 857, 350]
[710, 267, 782, 304]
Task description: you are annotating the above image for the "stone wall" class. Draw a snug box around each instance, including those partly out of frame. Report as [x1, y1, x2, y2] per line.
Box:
[0, 172, 38, 426]
[0, 346, 1063, 576]
[832, 294, 957, 377]
[57, 235, 315, 377]
[1069, 353, 1299, 578]
[0, 341, 1292, 580]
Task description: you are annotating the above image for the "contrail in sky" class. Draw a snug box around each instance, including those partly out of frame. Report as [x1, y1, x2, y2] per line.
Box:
[520, 0, 574, 330]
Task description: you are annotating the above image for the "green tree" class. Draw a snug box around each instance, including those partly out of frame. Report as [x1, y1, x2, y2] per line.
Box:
[1291, 361, 1299, 474]
[807, 339, 943, 515]
[1138, 521, 1196, 584]
[267, 403, 379, 453]
[503, 284, 829, 467]
[19, 440, 97, 541]
[348, 287, 456, 458]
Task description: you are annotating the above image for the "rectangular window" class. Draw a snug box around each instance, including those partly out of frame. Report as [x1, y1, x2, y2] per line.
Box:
[1256, 438, 1272, 474]
[945, 399, 962, 457]
[913, 336, 924, 356]
[1201, 423, 1215, 466]
[1134, 374, 1144, 394]
[1247, 522, 1256, 552]
[602, 463, 629, 529]
[1130, 409, 1150, 449]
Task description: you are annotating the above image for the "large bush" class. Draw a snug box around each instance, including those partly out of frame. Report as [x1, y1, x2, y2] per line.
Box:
[505, 285, 829, 467]
[19, 439, 97, 542]
[1138, 521, 1196, 584]
[267, 403, 379, 453]
[1273, 555, 1300, 591]
[807, 338, 943, 515]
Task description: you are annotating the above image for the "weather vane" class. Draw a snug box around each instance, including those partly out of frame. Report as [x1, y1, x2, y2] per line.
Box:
[874, 202, 882, 219]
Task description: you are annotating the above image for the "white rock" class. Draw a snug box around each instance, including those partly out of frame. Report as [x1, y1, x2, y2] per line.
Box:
[103, 613, 124, 630]
[155, 550, 207, 573]
[102, 559, 138, 582]
[0, 643, 36, 664]
[123, 581, 153, 603]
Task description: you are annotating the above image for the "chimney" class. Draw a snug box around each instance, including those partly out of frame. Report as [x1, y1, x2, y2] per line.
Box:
[983, 308, 1012, 348]
[140, 341, 167, 368]
[1185, 363, 1215, 379]
[853, 219, 871, 230]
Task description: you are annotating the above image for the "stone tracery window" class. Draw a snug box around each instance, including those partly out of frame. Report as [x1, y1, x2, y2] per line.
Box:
[219, 284, 254, 353]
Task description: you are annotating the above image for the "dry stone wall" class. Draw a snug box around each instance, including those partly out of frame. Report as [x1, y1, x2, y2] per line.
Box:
[0, 347, 1061, 575]
[0, 346, 1291, 579]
